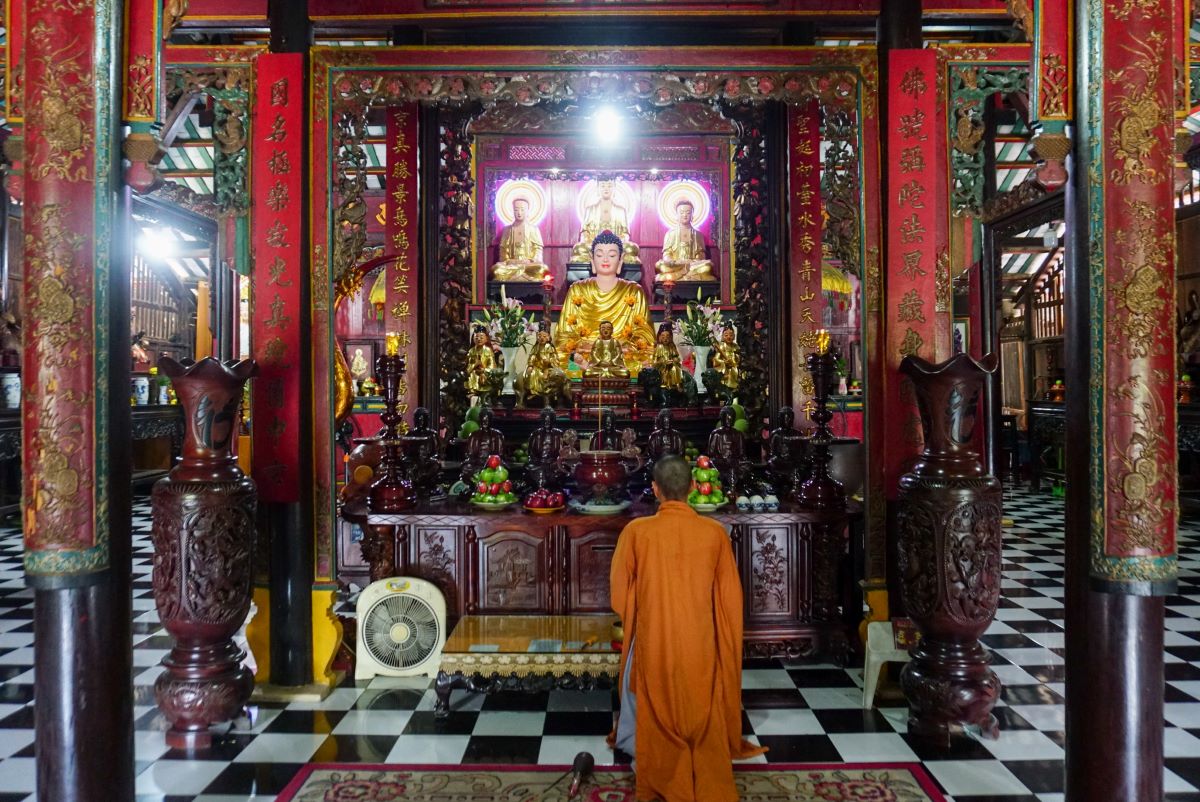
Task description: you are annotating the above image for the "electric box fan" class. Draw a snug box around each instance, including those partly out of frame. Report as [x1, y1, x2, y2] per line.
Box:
[355, 577, 447, 680]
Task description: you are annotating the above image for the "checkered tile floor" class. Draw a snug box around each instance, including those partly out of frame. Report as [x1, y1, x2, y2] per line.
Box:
[0, 487, 1195, 801]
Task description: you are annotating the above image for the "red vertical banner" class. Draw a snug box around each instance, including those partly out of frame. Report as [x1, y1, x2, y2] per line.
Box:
[1086, 1, 1177, 592]
[787, 101, 824, 417]
[385, 104, 420, 416]
[885, 50, 941, 494]
[251, 53, 304, 502]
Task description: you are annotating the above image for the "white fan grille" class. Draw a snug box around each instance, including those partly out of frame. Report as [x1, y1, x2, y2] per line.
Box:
[361, 592, 442, 670]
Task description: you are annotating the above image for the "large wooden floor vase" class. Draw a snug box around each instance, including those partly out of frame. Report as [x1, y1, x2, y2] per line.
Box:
[151, 357, 258, 749]
[897, 353, 1002, 743]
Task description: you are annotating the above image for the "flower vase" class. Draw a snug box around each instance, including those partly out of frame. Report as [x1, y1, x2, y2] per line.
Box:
[150, 356, 258, 750]
[896, 353, 1003, 743]
[501, 346, 520, 396]
[692, 345, 712, 394]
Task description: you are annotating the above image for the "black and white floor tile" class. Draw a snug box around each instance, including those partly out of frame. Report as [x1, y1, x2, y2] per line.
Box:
[0, 487, 1195, 801]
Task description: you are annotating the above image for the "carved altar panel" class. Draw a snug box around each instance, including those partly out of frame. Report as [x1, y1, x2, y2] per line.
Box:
[474, 529, 551, 614]
[743, 522, 809, 623]
[566, 528, 620, 614]
[411, 524, 464, 620]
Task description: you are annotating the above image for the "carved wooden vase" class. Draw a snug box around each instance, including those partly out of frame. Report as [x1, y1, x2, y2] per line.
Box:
[150, 357, 258, 749]
[897, 353, 1003, 742]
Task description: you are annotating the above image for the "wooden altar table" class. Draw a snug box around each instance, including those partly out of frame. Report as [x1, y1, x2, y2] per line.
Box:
[341, 499, 860, 665]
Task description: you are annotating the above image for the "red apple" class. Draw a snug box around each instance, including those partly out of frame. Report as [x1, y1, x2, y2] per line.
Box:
[502, 480, 513, 493]
[477, 482, 489, 494]
[526, 496, 546, 508]
[489, 482, 502, 495]
[698, 482, 712, 496]
[548, 492, 564, 507]
[487, 454, 502, 469]
[697, 456, 713, 469]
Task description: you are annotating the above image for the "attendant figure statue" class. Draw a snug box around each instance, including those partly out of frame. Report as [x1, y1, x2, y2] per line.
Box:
[710, 327, 742, 393]
[466, 326, 502, 400]
[491, 197, 551, 282]
[461, 406, 505, 483]
[402, 407, 442, 497]
[767, 405, 809, 497]
[647, 408, 685, 466]
[556, 230, 655, 371]
[570, 178, 640, 264]
[652, 323, 684, 392]
[708, 405, 747, 495]
[654, 199, 715, 283]
[349, 347, 370, 380]
[583, 321, 630, 380]
[527, 407, 565, 488]
[593, 408, 623, 451]
[522, 321, 567, 406]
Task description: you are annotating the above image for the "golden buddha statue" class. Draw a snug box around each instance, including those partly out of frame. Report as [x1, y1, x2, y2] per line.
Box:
[569, 179, 640, 264]
[583, 321, 630, 380]
[349, 347, 370, 380]
[710, 326, 741, 391]
[491, 198, 551, 282]
[652, 323, 684, 391]
[522, 321, 567, 404]
[654, 199, 715, 283]
[555, 230, 655, 372]
[466, 326, 502, 397]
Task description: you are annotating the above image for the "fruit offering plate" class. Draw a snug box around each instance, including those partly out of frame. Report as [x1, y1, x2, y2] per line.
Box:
[524, 505, 566, 515]
[568, 499, 633, 516]
[469, 498, 518, 511]
[690, 499, 730, 513]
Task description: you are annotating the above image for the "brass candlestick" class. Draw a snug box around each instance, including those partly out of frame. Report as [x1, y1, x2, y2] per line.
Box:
[796, 333, 845, 510]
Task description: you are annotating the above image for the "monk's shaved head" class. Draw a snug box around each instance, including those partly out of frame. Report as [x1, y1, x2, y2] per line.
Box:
[653, 455, 691, 501]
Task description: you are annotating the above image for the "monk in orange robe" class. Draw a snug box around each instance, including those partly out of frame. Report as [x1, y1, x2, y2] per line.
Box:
[608, 455, 767, 802]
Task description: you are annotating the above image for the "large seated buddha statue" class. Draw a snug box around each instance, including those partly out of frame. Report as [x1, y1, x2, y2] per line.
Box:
[655, 198, 716, 283]
[569, 179, 641, 264]
[555, 230, 655, 373]
[491, 197, 551, 282]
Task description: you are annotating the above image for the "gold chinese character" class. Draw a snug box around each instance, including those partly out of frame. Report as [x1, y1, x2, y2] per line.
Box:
[392, 273, 410, 294]
[266, 180, 289, 212]
[899, 327, 924, 357]
[898, 109, 927, 141]
[796, 331, 821, 349]
[899, 146, 926, 173]
[798, 307, 816, 324]
[795, 140, 815, 157]
[798, 232, 816, 253]
[265, 295, 292, 331]
[392, 230, 410, 252]
[265, 378, 285, 408]
[897, 179, 926, 209]
[897, 289, 926, 323]
[271, 78, 288, 107]
[798, 260, 815, 282]
[265, 114, 287, 143]
[796, 210, 816, 228]
[267, 256, 292, 287]
[262, 337, 288, 368]
[266, 220, 289, 249]
[267, 416, 287, 444]
[798, 289, 816, 302]
[392, 300, 411, 318]
[391, 161, 411, 180]
[267, 149, 290, 175]
[396, 331, 412, 348]
[900, 250, 927, 280]
[796, 185, 816, 205]
[898, 213, 925, 244]
[899, 67, 928, 99]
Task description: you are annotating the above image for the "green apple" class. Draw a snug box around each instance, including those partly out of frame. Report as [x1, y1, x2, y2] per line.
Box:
[460, 420, 480, 436]
[732, 419, 750, 433]
[710, 490, 725, 504]
[688, 490, 700, 503]
[466, 405, 482, 423]
[730, 402, 745, 420]
[494, 466, 509, 482]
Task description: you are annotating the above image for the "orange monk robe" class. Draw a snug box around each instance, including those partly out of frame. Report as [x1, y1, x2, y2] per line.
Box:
[609, 500, 768, 802]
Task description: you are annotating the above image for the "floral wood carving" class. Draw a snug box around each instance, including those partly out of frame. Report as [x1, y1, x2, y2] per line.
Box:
[751, 530, 788, 613]
[438, 108, 478, 430]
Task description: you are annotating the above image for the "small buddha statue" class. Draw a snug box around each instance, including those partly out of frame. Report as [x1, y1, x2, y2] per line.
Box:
[461, 405, 506, 483]
[527, 406, 565, 488]
[593, 408, 623, 451]
[556, 230, 655, 371]
[652, 323, 684, 392]
[647, 408, 685, 465]
[767, 405, 809, 497]
[582, 321, 630, 380]
[466, 326, 502, 400]
[522, 321, 567, 406]
[710, 326, 741, 392]
[349, 347, 370, 380]
[708, 405, 747, 495]
[570, 179, 640, 264]
[491, 197, 551, 282]
[654, 199, 715, 283]
[402, 406, 442, 497]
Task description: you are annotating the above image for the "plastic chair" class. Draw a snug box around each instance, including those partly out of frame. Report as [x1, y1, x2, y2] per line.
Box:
[862, 621, 912, 709]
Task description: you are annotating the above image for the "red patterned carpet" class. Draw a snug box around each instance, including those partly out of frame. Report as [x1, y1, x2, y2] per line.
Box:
[277, 762, 946, 801]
